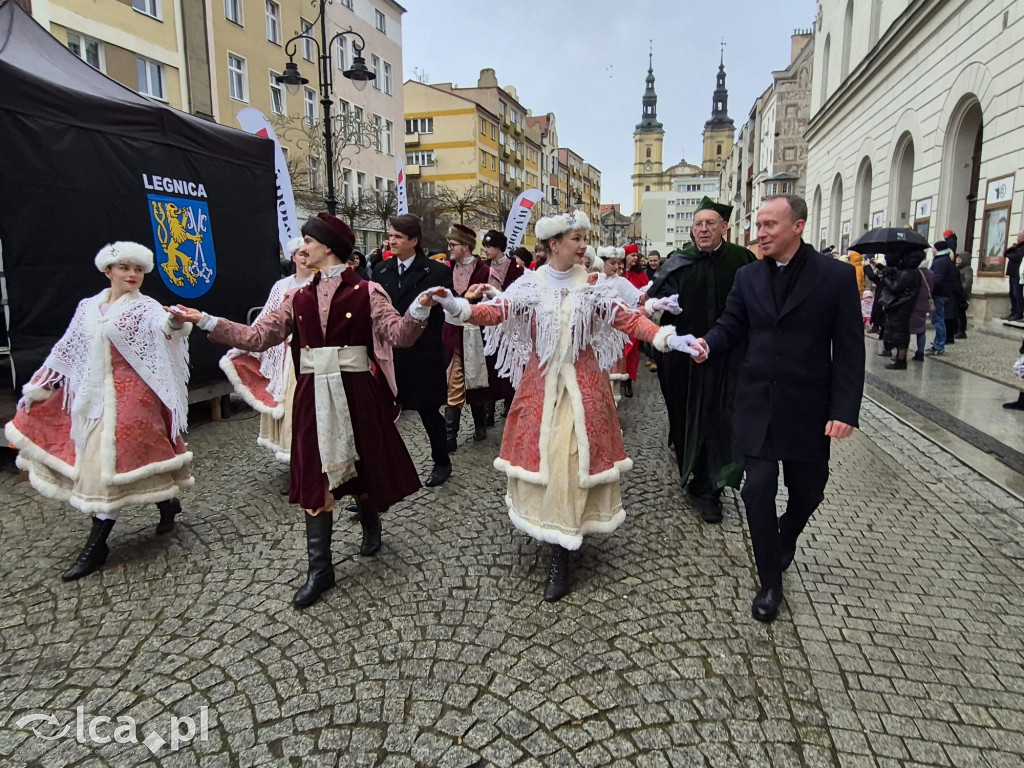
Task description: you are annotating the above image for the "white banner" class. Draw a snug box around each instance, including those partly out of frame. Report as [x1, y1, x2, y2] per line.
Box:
[395, 154, 409, 215]
[503, 188, 544, 254]
[235, 107, 299, 255]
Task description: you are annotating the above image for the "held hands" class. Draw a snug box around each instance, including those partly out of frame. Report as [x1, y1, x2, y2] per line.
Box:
[666, 334, 703, 357]
[651, 294, 682, 315]
[465, 283, 498, 302]
[691, 338, 709, 364]
[825, 420, 855, 439]
[164, 305, 202, 325]
[418, 287, 448, 307]
[421, 287, 463, 314]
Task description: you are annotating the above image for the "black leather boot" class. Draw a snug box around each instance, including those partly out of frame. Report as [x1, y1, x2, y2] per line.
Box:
[358, 503, 382, 557]
[444, 406, 461, 453]
[293, 511, 335, 608]
[622, 380, 633, 398]
[62, 517, 116, 582]
[470, 404, 487, 441]
[484, 401, 496, 428]
[543, 545, 570, 602]
[501, 398, 512, 417]
[155, 498, 181, 534]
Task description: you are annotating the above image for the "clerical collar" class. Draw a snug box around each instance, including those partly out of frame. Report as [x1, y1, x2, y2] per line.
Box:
[700, 241, 725, 256]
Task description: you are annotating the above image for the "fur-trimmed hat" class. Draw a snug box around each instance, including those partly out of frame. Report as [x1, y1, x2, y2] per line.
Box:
[448, 223, 477, 249]
[584, 245, 601, 270]
[286, 236, 304, 258]
[302, 213, 355, 260]
[597, 245, 625, 262]
[482, 229, 508, 251]
[535, 210, 592, 241]
[94, 241, 154, 273]
[622, 243, 639, 257]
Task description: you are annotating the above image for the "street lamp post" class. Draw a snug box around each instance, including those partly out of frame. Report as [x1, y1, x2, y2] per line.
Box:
[277, 2, 375, 216]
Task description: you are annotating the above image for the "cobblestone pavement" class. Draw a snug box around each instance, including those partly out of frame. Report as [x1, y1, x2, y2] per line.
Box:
[2, 368, 1024, 768]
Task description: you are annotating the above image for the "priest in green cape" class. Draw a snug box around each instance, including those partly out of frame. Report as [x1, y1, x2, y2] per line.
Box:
[646, 196, 757, 523]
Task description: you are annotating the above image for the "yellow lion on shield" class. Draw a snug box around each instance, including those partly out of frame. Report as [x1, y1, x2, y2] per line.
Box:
[152, 201, 203, 287]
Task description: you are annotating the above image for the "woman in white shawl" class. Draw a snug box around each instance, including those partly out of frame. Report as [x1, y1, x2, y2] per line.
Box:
[5, 242, 194, 581]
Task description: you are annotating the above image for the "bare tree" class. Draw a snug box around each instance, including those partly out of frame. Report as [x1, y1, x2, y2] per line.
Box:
[434, 183, 489, 227]
[367, 186, 399, 233]
[408, 182, 450, 253]
[334, 192, 371, 229]
[478, 187, 513, 232]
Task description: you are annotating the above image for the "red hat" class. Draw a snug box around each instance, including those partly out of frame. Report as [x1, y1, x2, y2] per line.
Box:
[943, 229, 954, 238]
[622, 243, 639, 256]
[301, 213, 355, 259]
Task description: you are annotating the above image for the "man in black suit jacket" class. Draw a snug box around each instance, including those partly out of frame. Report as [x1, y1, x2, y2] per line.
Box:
[693, 195, 865, 623]
[373, 215, 455, 486]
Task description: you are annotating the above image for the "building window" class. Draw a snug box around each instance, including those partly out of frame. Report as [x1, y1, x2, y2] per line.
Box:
[356, 172, 366, 199]
[491, 156, 495, 171]
[499, 160, 506, 175]
[405, 117, 433, 134]
[67, 32, 103, 71]
[375, 176, 386, 196]
[645, 147, 651, 159]
[137, 57, 165, 99]
[300, 19, 314, 61]
[375, 9, 386, 33]
[481, 150, 487, 168]
[382, 61, 392, 95]
[269, 71, 285, 114]
[480, 118, 487, 136]
[265, 1, 280, 44]
[132, 0, 161, 19]
[407, 151, 435, 167]
[370, 55, 381, 90]
[490, 124, 496, 140]
[339, 0, 352, 7]
[303, 87, 317, 124]
[383, 121, 393, 154]
[351, 106, 363, 141]
[336, 36, 348, 71]
[342, 169, 352, 202]
[307, 155, 320, 192]
[227, 54, 248, 101]
[224, 0, 242, 25]
[372, 113, 383, 151]
[716, 144, 722, 155]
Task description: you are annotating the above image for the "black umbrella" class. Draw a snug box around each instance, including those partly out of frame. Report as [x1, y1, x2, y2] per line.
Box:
[851, 227, 929, 255]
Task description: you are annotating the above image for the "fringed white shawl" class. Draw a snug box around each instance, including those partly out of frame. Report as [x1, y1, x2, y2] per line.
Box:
[482, 265, 630, 388]
[23, 290, 190, 449]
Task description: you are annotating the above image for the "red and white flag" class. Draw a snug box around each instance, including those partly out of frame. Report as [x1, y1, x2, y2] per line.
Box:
[503, 189, 544, 254]
[396, 154, 409, 215]
[235, 107, 298, 255]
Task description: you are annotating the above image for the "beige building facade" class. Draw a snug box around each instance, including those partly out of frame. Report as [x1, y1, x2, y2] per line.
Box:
[806, 0, 1024, 317]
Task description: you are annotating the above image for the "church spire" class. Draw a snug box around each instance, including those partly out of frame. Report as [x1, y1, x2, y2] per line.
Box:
[637, 43, 663, 132]
[705, 47, 735, 132]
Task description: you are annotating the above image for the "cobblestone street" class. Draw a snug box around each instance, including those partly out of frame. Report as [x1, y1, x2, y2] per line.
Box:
[2, 369, 1024, 768]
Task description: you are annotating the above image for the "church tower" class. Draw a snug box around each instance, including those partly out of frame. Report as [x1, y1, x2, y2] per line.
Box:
[632, 52, 666, 213]
[702, 50, 736, 174]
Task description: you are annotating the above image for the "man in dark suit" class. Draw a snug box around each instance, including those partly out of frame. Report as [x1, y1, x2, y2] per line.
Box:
[693, 195, 865, 623]
[373, 214, 455, 486]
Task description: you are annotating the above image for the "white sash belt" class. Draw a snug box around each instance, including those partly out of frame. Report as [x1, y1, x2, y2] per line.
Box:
[298, 346, 370, 488]
[445, 316, 488, 390]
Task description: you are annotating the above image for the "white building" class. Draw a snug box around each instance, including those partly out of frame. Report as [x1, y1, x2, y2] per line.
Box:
[641, 175, 721, 252]
[805, 0, 1024, 317]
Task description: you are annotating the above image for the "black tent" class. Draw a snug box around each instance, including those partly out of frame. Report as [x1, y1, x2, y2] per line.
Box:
[0, 0, 278, 389]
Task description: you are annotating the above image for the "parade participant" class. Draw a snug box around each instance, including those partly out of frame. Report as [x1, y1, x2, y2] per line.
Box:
[372, 214, 455, 487]
[598, 246, 641, 403]
[621, 244, 650, 398]
[511, 247, 532, 270]
[219, 236, 313, 465]
[172, 213, 435, 608]
[482, 229, 525, 422]
[442, 224, 492, 449]
[692, 195, 864, 622]
[5, 242, 193, 581]
[645, 250, 662, 281]
[531, 242, 547, 270]
[647, 196, 756, 522]
[427, 210, 702, 602]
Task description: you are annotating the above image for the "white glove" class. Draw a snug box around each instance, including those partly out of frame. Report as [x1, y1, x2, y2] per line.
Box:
[651, 294, 682, 315]
[666, 333, 702, 356]
[478, 284, 500, 300]
[434, 289, 463, 314]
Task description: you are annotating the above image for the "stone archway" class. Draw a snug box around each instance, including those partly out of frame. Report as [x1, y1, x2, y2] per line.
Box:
[941, 96, 983, 254]
[888, 132, 915, 227]
[853, 157, 873, 237]
[830, 174, 844, 248]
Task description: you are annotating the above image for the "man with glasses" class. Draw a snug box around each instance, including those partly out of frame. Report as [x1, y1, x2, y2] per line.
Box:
[647, 197, 756, 523]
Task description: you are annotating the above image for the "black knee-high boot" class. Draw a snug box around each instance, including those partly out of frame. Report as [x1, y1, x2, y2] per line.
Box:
[470, 404, 488, 441]
[155, 498, 181, 534]
[484, 401, 496, 427]
[543, 544, 570, 602]
[62, 517, 116, 582]
[444, 406, 461, 453]
[358, 502, 382, 557]
[293, 511, 335, 608]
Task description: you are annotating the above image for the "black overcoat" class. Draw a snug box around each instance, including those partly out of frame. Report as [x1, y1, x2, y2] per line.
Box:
[372, 254, 453, 411]
[704, 243, 865, 463]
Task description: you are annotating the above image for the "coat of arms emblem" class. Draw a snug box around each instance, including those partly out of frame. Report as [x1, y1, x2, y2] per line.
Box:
[147, 193, 217, 298]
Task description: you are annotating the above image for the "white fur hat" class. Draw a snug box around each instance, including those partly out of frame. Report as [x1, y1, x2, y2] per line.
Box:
[535, 209, 592, 241]
[286, 236, 304, 258]
[597, 245, 625, 262]
[585, 246, 602, 270]
[94, 241, 155, 273]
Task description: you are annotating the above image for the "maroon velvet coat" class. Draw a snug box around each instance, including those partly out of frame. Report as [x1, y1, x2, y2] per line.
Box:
[442, 258, 496, 406]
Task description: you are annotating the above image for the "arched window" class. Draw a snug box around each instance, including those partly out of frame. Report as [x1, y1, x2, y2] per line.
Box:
[646, 147, 652, 159]
[716, 144, 722, 156]
[841, 1, 854, 79]
[820, 35, 831, 107]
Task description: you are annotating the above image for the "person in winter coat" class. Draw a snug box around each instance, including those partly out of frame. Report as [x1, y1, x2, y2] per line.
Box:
[928, 242, 957, 355]
[955, 253, 973, 338]
[848, 250, 865, 295]
[879, 250, 925, 369]
[909, 262, 935, 361]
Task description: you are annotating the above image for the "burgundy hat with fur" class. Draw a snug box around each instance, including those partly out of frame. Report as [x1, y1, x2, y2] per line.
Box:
[301, 213, 355, 260]
[448, 223, 476, 248]
[482, 229, 507, 251]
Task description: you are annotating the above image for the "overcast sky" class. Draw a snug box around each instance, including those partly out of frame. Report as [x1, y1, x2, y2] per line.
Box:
[400, 0, 817, 215]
